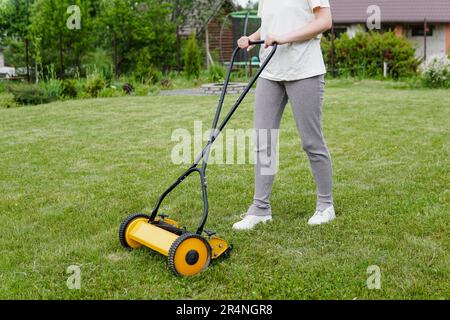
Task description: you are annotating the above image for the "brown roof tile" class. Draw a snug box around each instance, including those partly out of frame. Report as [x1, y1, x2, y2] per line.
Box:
[330, 0, 450, 24]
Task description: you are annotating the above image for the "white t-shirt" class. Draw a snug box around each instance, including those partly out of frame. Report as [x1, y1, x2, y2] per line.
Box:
[258, 0, 330, 81]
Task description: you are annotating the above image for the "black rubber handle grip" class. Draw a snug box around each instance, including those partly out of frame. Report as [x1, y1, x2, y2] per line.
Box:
[248, 40, 265, 45]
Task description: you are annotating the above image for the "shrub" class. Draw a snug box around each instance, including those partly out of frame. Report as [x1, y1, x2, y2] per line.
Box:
[77, 91, 91, 100]
[134, 84, 159, 96]
[98, 87, 126, 98]
[322, 31, 419, 79]
[61, 79, 78, 98]
[0, 93, 19, 108]
[7, 84, 55, 105]
[82, 48, 114, 81]
[133, 64, 162, 85]
[159, 76, 173, 88]
[85, 74, 106, 97]
[421, 58, 450, 88]
[206, 64, 225, 83]
[184, 33, 202, 79]
[130, 47, 163, 85]
[0, 81, 6, 94]
[230, 67, 246, 81]
[41, 79, 62, 100]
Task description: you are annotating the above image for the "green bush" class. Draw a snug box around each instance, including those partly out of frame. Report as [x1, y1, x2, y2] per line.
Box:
[61, 79, 78, 98]
[184, 33, 202, 79]
[133, 64, 162, 85]
[0, 93, 19, 108]
[159, 76, 173, 89]
[421, 58, 450, 88]
[322, 31, 419, 78]
[77, 91, 91, 100]
[130, 47, 163, 85]
[134, 84, 160, 96]
[230, 67, 247, 82]
[85, 74, 106, 97]
[0, 81, 6, 94]
[206, 64, 225, 83]
[82, 48, 114, 81]
[7, 84, 55, 105]
[98, 87, 126, 98]
[41, 79, 62, 100]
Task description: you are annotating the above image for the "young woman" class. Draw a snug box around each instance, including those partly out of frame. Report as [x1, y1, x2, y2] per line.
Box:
[233, 0, 335, 230]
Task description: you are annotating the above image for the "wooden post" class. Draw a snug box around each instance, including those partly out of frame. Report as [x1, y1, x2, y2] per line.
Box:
[25, 36, 30, 82]
[176, 26, 181, 72]
[244, 11, 250, 77]
[171, 0, 181, 73]
[59, 32, 64, 79]
[205, 26, 215, 69]
[113, 31, 118, 78]
[35, 61, 38, 84]
[330, 22, 335, 77]
[423, 18, 428, 62]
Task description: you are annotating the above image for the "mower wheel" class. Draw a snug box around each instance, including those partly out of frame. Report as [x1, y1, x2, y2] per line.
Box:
[168, 233, 211, 276]
[119, 213, 151, 249]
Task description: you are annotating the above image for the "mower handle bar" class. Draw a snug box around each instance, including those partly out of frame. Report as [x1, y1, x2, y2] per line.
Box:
[193, 40, 278, 167]
[150, 41, 278, 234]
[195, 40, 277, 166]
[248, 40, 266, 45]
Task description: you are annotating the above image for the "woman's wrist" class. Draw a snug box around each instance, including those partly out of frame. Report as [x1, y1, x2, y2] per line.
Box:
[249, 34, 260, 42]
[277, 34, 291, 45]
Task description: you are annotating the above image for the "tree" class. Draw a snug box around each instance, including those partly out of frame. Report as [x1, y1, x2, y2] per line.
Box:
[29, 0, 97, 79]
[184, 33, 202, 79]
[0, 0, 36, 80]
[1, 0, 197, 80]
[99, 0, 177, 77]
[0, 0, 34, 38]
[164, 0, 224, 70]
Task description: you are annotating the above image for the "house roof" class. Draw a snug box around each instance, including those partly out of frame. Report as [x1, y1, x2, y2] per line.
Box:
[330, 0, 450, 24]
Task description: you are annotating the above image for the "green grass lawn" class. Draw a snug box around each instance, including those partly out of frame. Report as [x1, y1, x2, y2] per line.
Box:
[0, 80, 449, 299]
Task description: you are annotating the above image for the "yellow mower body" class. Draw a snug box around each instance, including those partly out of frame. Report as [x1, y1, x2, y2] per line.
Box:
[120, 214, 232, 276]
[128, 221, 178, 255]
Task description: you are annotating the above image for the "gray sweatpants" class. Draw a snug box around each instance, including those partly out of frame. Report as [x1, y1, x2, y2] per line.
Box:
[247, 74, 333, 216]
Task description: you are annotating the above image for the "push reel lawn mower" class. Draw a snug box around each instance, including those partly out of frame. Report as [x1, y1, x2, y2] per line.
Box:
[119, 40, 278, 276]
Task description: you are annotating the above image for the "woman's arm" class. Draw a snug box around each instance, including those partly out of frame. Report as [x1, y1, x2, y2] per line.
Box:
[265, 7, 332, 47]
[237, 28, 261, 51]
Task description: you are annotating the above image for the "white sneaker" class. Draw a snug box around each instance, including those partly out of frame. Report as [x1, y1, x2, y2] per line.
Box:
[232, 213, 272, 231]
[308, 206, 336, 226]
